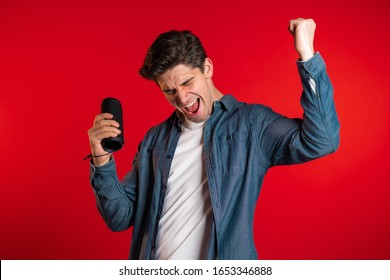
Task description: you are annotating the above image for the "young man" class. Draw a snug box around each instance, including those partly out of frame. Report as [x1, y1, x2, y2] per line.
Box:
[88, 18, 340, 259]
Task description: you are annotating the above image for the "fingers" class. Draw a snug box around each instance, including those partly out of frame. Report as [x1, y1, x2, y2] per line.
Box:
[87, 113, 121, 166]
[288, 19, 298, 34]
[93, 113, 120, 132]
[93, 113, 119, 126]
[89, 113, 121, 143]
[288, 18, 316, 34]
[288, 18, 316, 61]
[88, 125, 121, 141]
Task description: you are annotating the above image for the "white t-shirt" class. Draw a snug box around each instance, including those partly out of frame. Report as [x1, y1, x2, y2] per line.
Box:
[155, 120, 213, 259]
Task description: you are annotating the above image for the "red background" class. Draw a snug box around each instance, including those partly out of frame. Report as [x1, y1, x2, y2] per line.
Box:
[1, 0, 389, 260]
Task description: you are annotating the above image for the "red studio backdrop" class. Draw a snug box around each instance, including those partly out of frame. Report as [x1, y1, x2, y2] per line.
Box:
[0, 0, 389, 260]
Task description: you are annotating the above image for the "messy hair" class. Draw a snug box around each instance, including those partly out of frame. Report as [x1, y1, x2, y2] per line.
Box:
[139, 30, 207, 81]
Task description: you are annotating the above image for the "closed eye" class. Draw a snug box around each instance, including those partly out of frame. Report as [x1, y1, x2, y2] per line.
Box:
[181, 77, 194, 87]
[163, 88, 176, 95]
[162, 77, 195, 95]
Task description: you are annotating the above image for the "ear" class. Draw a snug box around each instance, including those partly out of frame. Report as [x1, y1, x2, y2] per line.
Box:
[203, 58, 213, 78]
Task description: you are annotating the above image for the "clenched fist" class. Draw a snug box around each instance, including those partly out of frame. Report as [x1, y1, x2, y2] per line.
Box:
[289, 18, 316, 61]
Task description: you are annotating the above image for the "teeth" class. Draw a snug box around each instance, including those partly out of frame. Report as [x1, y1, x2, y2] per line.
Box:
[184, 99, 197, 108]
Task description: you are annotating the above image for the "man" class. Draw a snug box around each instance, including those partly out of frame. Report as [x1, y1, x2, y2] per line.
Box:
[88, 18, 340, 259]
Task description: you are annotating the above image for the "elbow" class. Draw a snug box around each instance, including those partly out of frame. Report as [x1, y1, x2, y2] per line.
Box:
[99, 205, 133, 232]
[327, 127, 341, 154]
[292, 122, 340, 163]
[313, 118, 341, 157]
[316, 132, 340, 157]
[300, 132, 340, 160]
[316, 113, 341, 157]
[105, 215, 132, 232]
[332, 133, 341, 153]
[327, 117, 341, 154]
[107, 224, 129, 232]
[322, 142, 338, 157]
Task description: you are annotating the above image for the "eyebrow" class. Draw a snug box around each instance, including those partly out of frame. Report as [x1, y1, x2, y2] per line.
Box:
[181, 76, 194, 86]
[162, 76, 195, 94]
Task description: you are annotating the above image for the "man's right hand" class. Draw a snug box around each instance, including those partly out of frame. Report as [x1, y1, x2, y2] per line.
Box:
[88, 113, 121, 166]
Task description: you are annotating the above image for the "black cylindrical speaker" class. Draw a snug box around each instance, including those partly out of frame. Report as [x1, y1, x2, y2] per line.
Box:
[100, 97, 124, 153]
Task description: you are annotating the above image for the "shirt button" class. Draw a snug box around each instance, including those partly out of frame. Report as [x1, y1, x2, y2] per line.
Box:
[167, 155, 172, 159]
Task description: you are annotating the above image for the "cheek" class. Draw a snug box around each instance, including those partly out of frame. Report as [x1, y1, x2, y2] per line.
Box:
[189, 79, 205, 92]
[191, 85, 206, 99]
[164, 95, 177, 108]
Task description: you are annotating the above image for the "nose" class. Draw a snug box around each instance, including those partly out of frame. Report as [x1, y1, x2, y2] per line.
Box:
[175, 87, 189, 106]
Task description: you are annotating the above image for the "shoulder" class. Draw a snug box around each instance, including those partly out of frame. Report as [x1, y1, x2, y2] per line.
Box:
[222, 94, 271, 110]
[224, 94, 275, 121]
[140, 112, 179, 147]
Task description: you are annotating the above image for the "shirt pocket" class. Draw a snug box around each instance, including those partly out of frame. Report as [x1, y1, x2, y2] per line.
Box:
[217, 131, 249, 176]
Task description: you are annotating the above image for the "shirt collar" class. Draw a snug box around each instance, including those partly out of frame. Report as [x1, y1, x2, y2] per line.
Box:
[173, 94, 237, 129]
[214, 94, 237, 112]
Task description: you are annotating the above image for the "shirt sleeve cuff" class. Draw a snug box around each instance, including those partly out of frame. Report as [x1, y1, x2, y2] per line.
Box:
[297, 52, 326, 79]
[89, 156, 116, 184]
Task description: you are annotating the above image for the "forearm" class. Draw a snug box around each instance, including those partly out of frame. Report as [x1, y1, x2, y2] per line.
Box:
[260, 53, 340, 166]
[90, 158, 135, 231]
[297, 52, 340, 156]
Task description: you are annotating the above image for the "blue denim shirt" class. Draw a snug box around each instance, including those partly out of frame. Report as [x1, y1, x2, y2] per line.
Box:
[90, 53, 340, 259]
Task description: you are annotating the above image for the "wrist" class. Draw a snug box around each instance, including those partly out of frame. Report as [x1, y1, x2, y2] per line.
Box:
[298, 50, 315, 62]
[92, 154, 112, 167]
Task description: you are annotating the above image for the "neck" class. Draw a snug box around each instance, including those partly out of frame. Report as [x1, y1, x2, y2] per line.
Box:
[208, 80, 224, 102]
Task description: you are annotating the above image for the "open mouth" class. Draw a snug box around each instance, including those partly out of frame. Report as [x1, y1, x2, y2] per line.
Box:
[183, 98, 200, 114]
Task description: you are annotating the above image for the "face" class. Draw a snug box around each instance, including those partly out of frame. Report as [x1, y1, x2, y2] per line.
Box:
[156, 58, 222, 123]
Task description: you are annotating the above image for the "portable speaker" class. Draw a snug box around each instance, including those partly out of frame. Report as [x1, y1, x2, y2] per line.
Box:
[100, 97, 124, 153]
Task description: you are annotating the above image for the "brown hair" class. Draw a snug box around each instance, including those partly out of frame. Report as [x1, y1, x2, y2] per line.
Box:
[139, 30, 207, 81]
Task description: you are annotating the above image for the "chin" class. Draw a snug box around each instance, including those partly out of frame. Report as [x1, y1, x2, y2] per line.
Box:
[190, 115, 208, 123]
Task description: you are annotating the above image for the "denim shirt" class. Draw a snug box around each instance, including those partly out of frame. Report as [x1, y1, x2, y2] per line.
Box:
[90, 53, 340, 260]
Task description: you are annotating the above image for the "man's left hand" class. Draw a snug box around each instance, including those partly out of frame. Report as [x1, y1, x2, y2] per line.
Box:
[289, 18, 316, 61]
